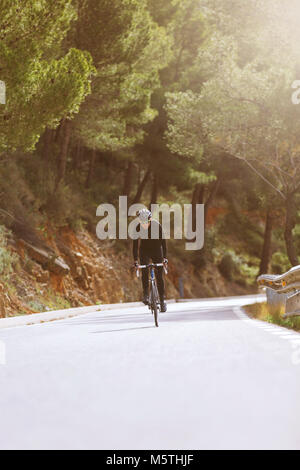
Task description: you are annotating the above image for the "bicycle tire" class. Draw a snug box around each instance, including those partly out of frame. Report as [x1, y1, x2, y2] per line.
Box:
[153, 298, 158, 327]
[151, 281, 159, 327]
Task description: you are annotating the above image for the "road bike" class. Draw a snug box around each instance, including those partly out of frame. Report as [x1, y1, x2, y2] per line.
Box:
[136, 262, 168, 327]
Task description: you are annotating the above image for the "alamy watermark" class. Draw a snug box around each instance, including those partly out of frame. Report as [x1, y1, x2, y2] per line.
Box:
[0, 340, 6, 365]
[96, 197, 204, 251]
[291, 80, 300, 104]
[0, 81, 6, 105]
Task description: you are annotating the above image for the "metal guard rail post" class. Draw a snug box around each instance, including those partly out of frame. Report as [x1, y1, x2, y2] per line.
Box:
[257, 265, 300, 318]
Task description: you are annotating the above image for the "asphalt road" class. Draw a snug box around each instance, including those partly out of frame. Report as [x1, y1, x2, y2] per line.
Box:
[0, 295, 299, 450]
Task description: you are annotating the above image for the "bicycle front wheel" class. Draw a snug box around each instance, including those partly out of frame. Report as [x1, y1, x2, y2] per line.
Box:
[150, 283, 159, 327]
[153, 299, 158, 327]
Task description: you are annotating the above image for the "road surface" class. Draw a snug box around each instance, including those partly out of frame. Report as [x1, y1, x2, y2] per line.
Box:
[0, 296, 300, 450]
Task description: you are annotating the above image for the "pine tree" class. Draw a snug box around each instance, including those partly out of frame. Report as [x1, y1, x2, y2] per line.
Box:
[0, 0, 94, 154]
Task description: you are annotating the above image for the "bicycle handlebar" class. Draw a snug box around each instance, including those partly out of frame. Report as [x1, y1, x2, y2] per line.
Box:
[135, 263, 168, 277]
[138, 263, 164, 268]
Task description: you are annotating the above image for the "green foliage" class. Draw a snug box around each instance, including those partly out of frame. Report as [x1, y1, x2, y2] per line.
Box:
[218, 253, 236, 281]
[0, 157, 44, 244]
[191, 227, 217, 269]
[216, 208, 263, 259]
[70, 0, 172, 153]
[0, 0, 94, 152]
[27, 289, 71, 312]
[271, 252, 291, 274]
[166, 91, 204, 160]
[30, 166, 87, 230]
[0, 154, 89, 235]
[160, 0, 207, 90]
[245, 302, 300, 332]
[218, 249, 259, 285]
[0, 0, 297, 295]
[135, 0, 209, 200]
[164, 0, 300, 270]
[166, 1, 300, 202]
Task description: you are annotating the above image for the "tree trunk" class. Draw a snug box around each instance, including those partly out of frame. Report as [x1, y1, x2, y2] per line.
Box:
[132, 169, 151, 204]
[85, 148, 96, 189]
[284, 193, 298, 266]
[259, 208, 274, 275]
[198, 185, 205, 204]
[149, 173, 158, 208]
[56, 119, 72, 189]
[73, 142, 81, 171]
[54, 121, 63, 142]
[204, 178, 221, 223]
[122, 161, 134, 197]
[42, 127, 54, 161]
[191, 183, 201, 233]
[137, 166, 141, 186]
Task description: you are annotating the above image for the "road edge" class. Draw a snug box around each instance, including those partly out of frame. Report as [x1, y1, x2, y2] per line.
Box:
[0, 293, 266, 330]
[0, 299, 177, 330]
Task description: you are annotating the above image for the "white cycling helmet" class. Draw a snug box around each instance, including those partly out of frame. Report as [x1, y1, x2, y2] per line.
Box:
[138, 208, 152, 223]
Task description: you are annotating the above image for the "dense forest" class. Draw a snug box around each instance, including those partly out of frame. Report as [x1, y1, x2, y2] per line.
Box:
[1, 0, 300, 314]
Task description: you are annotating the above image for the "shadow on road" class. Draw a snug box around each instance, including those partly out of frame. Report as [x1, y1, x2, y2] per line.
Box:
[91, 325, 155, 334]
[61, 307, 238, 330]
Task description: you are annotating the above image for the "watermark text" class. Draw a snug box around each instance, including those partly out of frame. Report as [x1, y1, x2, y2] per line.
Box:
[96, 197, 204, 251]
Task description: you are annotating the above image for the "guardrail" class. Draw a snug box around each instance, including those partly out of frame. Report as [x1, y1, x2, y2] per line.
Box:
[257, 265, 300, 318]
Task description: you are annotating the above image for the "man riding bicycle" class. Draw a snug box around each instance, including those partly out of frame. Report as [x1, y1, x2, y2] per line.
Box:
[133, 209, 168, 312]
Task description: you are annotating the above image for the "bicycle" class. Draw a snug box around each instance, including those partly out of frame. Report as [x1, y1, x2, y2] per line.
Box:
[136, 262, 168, 327]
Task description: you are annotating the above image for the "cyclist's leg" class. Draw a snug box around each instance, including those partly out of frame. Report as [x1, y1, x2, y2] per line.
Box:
[151, 253, 167, 312]
[140, 252, 150, 304]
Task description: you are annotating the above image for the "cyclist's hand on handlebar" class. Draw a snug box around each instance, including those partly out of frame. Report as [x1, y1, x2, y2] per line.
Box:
[134, 260, 139, 269]
[163, 258, 168, 265]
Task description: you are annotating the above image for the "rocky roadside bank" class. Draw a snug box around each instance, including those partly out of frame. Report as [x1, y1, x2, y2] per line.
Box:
[0, 226, 254, 317]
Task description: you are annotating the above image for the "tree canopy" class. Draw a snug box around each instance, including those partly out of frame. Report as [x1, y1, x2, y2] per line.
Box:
[1, 0, 300, 279]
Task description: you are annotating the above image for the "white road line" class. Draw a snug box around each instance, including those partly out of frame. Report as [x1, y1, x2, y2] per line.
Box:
[270, 331, 288, 335]
[234, 307, 300, 364]
[257, 325, 273, 329]
[285, 336, 300, 341]
[280, 335, 298, 339]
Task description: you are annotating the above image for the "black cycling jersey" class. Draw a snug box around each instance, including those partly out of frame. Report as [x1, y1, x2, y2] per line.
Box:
[133, 219, 167, 260]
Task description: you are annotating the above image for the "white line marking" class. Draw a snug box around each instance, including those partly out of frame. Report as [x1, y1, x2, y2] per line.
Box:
[283, 336, 300, 341]
[270, 331, 288, 334]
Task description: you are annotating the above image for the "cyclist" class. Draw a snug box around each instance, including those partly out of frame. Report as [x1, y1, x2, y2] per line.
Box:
[133, 208, 168, 312]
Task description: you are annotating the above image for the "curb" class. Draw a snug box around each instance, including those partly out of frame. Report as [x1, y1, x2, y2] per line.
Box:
[177, 294, 266, 303]
[0, 299, 177, 330]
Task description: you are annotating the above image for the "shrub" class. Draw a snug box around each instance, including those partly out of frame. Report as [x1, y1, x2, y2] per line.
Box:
[244, 302, 300, 332]
[218, 249, 259, 285]
[0, 226, 18, 280]
[218, 253, 237, 281]
[271, 251, 291, 274]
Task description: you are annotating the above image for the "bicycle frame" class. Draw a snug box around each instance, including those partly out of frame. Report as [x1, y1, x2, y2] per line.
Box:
[136, 263, 168, 327]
